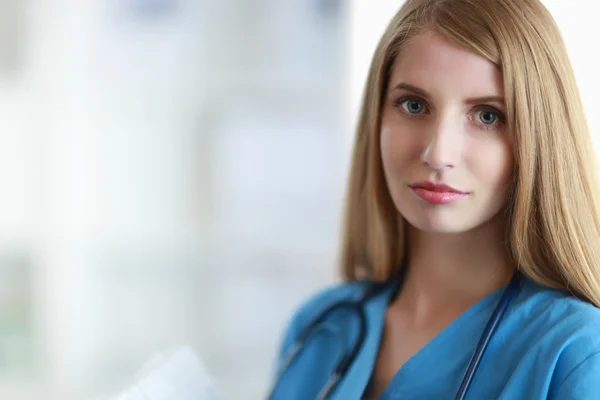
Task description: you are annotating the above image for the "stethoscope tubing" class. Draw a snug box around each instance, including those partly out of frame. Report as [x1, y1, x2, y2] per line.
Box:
[269, 272, 522, 400]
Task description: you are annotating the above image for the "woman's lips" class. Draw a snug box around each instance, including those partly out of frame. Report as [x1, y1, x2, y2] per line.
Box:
[409, 181, 468, 205]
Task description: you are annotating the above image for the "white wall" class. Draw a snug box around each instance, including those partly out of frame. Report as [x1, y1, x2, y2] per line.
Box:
[3, 0, 349, 399]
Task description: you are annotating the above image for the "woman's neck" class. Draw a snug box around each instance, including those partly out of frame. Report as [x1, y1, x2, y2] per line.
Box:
[395, 215, 515, 326]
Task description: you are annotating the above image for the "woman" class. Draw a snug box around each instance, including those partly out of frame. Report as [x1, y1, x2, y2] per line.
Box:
[268, 0, 600, 398]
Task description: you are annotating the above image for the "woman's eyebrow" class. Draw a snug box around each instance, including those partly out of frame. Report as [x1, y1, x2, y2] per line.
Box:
[390, 82, 430, 98]
[390, 82, 505, 106]
[465, 95, 505, 106]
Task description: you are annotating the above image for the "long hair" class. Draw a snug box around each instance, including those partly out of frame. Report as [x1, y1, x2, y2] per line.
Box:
[339, 0, 600, 307]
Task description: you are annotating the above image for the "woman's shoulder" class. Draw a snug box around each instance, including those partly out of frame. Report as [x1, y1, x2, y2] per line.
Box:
[284, 280, 372, 335]
[516, 277, 600, 396]
[274, 279, 376, 359]
[519, 277, 600, 337]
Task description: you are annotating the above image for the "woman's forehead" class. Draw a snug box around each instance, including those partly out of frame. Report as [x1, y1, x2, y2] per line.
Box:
[388, 33, 504, 100]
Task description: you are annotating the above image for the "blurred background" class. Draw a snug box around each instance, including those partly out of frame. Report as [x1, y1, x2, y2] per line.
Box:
[0, 0, 598, 399]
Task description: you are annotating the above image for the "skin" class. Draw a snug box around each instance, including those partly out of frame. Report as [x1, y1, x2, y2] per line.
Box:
[369, 32, 515, 397]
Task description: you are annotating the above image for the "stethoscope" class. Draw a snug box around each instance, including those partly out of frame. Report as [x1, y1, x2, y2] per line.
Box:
[267, 270, 523, 400]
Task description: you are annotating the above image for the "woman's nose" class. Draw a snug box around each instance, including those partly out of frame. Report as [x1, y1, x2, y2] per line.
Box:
[420, 119, 463, 171]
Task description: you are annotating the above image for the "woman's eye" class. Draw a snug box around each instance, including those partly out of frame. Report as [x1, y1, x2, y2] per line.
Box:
[476, 109, 503, 125]
[400, 98, 426, 114]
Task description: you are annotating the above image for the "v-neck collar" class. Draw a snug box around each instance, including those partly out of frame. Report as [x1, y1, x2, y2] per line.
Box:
[378, 281, 510, 399]
[329, 276, 513, 399]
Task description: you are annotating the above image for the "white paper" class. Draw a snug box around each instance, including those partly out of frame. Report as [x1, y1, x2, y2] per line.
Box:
[111, 346, 223, 400]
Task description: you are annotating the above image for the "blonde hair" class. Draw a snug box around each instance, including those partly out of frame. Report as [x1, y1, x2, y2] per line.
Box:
[339, 0, 600, 307]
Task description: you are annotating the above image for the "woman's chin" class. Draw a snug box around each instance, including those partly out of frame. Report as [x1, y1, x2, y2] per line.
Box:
[401, 205, 504, 235]
[402, 210, 480, 235]
[409, 220, 469, 234]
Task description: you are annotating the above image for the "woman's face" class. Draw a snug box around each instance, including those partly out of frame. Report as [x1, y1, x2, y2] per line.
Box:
[380, 33, 514, 234]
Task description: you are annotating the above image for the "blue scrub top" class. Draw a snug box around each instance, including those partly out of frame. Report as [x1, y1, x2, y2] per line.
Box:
[270, 276, 600, 399]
